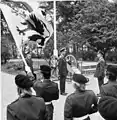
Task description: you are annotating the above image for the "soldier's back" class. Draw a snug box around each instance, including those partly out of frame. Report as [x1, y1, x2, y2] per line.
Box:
[101, 82, 117, 98]
[7, 94, 46, 120]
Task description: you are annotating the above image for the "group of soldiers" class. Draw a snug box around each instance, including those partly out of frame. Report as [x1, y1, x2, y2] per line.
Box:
[6, 48, 117, 120]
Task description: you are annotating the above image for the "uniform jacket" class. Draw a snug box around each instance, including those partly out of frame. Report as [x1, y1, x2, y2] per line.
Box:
[99, 96, 117, 120]
[101, 82, 117, 98]
[64, 90, 98, 120]
[33, 80, 59, 102]
[7, 94, 47, 120]
[58, 57, 68, 77]
[94, 58, 105, 78]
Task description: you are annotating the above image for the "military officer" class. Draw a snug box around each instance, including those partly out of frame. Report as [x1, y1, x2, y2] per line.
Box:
[100, 65, 117, 98]
[94, 51, 105, 95]
[7, 74, 47, 120]
[33, 65, 59, 120]
[64, 74, 98, 120]
[58, 47, 68, 95]
[23, 52, 36, 80]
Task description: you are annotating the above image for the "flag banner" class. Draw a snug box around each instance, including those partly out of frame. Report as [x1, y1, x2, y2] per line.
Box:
[0, 3, 28, 66]
[1, 1, 53, 57]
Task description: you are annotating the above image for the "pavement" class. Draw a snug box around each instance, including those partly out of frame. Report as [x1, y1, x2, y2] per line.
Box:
[1, 71, 108, 120]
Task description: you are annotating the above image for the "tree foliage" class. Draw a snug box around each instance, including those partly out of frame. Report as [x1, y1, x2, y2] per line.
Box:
[56, 0, 117, 57]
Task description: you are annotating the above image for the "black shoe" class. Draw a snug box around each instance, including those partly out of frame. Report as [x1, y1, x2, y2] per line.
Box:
[61, 92, 68, 96]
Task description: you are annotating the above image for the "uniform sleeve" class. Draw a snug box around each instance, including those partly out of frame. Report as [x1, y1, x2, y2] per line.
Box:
[64, 96, 73, 120]
[89, 91, 98, 114]
[33, 82, 43, 97]
[7, 106, 18, 120]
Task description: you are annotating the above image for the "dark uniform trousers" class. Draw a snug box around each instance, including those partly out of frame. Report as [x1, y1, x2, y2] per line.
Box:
[60, 75, 66, 93]
[7, 94, 47, 120]
[33, 80, 59, 120]
[58, 57, 68, 94]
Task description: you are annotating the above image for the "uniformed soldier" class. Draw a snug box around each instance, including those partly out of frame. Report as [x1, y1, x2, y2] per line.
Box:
[94, 50, 105, 95]
[7, 74, 47, 120]
[33, 65, 59, 120]
[64, 74, 98, 120]
[100, 65, 117, 98]
[98, 65, 117, 120]
[58, 47, 68, 95]
[23, 52, 36, 80]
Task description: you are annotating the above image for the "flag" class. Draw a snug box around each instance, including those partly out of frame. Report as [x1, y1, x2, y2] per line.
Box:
[0, 1, 53, 59]
[17, 7, 53, 48]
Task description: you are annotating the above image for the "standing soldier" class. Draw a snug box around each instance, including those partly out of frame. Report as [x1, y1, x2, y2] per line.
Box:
[94, 51, 105, 95]
[33, 65, 59, 120]
[64, 74, 98, 120]
[58, 47, 68, 95]
[23, 52, 36, 80]
[7, 74, 47, 120]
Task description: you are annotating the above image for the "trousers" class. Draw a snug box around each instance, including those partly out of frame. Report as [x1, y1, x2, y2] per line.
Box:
[59, 75, 66, 93]
[97, 76, 104, 92]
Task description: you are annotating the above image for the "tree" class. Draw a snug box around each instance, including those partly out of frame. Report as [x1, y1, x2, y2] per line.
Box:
[56, 0, 117, 59]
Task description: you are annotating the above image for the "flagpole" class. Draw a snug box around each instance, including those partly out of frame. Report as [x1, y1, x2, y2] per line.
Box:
[53, 0, 58, 57]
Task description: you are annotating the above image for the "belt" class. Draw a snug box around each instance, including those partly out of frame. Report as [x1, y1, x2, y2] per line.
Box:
[45, 101, 52, 105]
[73, 114, 89, 120]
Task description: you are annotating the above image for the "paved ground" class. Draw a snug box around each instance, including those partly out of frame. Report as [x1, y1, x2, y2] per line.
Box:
[1, 72, 108, 120]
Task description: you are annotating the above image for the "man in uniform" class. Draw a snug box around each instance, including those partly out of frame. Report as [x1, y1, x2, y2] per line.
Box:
[98, 65, 117, 120]
[33, 65, 59, 120]
[64, 74, 98, 120]
[100, 65, 117, 98]
[94, 51, 105, 95]
[23, 52, 36, 80]
[58, 47, 68, 95]
[7, 74, 47, 120]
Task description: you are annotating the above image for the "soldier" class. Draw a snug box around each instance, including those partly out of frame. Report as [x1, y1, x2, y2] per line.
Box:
[7, 74, 47, 120]
[100, 65, 117, 98]
[64, 74, 98, 120]
[94, 51, 105, 95]
[23, 52, 36, 80]
[33, 65, 59, 120]
[58, 47, 68, 95]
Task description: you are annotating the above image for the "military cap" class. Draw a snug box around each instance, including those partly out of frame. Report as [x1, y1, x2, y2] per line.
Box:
[107, 65, 117, 76]
[15, 74, 33, 89]
[73, 74, 89, 84]
[40, 65, 51, 73]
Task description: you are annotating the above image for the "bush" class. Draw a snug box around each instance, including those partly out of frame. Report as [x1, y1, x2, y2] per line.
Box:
[78, 51, 97, 61]
[106, 51, 117, 63]
[6, 62, 23, 70]
[1, 52, 10, 64]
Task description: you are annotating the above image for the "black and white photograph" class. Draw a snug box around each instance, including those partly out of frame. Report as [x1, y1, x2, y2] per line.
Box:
[1, 0, 117, 120]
